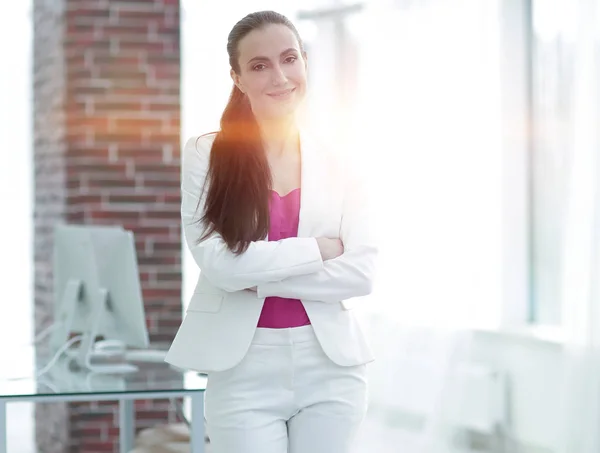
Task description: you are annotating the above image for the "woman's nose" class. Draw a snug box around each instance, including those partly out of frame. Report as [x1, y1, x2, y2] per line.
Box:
[271, 65, 287, 86]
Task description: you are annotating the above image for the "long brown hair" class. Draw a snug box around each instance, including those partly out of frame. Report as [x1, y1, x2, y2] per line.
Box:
[198, 11, 305, 255]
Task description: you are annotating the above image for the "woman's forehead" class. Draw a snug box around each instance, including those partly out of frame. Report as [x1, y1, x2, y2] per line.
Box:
[238, 24, 300, 63]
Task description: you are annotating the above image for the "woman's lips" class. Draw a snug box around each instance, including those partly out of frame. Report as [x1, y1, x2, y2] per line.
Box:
[267, 88, 296, 99]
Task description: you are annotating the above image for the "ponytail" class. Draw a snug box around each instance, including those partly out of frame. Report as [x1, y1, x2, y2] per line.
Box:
[198, 85, 271, 254]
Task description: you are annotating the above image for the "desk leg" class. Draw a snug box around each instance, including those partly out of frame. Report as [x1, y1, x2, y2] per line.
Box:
[119, 399, 135, 453]
[190, 393, 205, 453]
[0, 401, 6, 453]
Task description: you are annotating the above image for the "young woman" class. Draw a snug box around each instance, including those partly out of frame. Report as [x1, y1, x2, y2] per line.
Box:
[166, 10, 378, 453]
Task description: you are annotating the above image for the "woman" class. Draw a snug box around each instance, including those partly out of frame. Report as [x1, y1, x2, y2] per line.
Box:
[165, 10, 378, 453]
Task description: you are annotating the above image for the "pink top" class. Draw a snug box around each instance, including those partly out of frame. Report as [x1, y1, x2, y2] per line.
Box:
[256, 188, 312, 329]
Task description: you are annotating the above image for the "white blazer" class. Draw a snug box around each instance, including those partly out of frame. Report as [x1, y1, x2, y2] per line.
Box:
[165, 130, 378, 373]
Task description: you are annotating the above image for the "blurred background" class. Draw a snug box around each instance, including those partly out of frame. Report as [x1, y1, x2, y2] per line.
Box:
[1, 0, 600, 452]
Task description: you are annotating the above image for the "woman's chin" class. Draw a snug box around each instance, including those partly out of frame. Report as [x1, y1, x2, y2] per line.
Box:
[259, 104, 300, 121]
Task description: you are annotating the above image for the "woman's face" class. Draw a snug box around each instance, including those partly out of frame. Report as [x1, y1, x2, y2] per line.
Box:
[232, 24, 307, 121]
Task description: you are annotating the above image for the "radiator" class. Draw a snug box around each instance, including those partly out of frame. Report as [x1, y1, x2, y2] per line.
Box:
[445, 363, 508, 433]
[363, 314, 509, 436]
[371, 356, 508, 435]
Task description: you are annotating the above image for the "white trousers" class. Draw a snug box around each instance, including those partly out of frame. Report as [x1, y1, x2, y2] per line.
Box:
[204, 325, 369, 453]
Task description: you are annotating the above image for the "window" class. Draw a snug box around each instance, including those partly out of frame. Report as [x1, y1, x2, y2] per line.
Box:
[302, 0, 504, 329]
[529, 0, 578, 325]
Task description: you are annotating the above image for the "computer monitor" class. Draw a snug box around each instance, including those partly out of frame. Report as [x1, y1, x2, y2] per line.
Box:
[51, 224, 150, 373]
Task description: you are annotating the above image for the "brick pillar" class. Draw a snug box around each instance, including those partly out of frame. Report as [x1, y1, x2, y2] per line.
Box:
[33, 1, 182, 452]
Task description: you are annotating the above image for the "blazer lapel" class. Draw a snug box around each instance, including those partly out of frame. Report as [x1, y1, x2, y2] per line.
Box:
[297, 128, 319, 238]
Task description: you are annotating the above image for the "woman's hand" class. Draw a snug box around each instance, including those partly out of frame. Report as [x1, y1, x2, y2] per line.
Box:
[246, 238, 342, 292]
[316, 237, 344, 261]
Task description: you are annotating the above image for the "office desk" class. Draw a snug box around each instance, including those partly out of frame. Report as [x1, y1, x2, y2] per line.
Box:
[0, 356, 207, 453]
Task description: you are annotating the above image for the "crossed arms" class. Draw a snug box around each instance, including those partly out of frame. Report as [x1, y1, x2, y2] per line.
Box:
[181, 135, 378, 303]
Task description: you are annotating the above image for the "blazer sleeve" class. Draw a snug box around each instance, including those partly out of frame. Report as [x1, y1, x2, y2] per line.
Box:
[256, 155, 378, 303]
[182, 135, 324, 292]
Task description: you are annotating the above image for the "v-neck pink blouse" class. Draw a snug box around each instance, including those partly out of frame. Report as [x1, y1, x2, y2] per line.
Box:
[256, 188, 312, 328]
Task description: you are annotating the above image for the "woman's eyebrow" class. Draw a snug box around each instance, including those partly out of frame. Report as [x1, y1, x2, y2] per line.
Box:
[246, 48, 298, 65]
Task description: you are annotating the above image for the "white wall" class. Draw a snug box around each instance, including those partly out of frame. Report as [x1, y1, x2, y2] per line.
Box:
[0, 0, 33, 348]
[0, 2, 35, 453]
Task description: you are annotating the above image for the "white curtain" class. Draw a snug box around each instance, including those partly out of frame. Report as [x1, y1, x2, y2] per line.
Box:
[556, 1, 600, 452]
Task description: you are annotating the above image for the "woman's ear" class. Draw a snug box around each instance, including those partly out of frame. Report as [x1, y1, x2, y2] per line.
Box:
[230, 69, 244, 94]
[302, 51, 308, 70]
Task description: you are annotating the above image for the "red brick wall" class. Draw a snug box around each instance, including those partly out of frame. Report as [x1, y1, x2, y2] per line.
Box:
[34, 0, 182, 451]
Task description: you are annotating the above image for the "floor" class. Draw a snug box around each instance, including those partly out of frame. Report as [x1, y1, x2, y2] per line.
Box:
[3, 404, 430, 453]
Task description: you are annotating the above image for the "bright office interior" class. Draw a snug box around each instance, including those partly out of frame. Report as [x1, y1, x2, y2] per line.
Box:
[1, 0, 600, 452]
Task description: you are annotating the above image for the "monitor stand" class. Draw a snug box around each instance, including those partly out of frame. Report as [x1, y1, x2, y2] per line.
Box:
[49, 279, 81, 355]
[75, 288, 139, 374]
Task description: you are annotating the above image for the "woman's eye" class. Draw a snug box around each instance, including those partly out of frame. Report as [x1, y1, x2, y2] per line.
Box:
[253, 64, 267, 71]
[285, 56, 298, 64]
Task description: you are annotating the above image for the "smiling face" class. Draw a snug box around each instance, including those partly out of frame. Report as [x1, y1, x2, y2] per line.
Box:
[231, 24, 308, 121]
